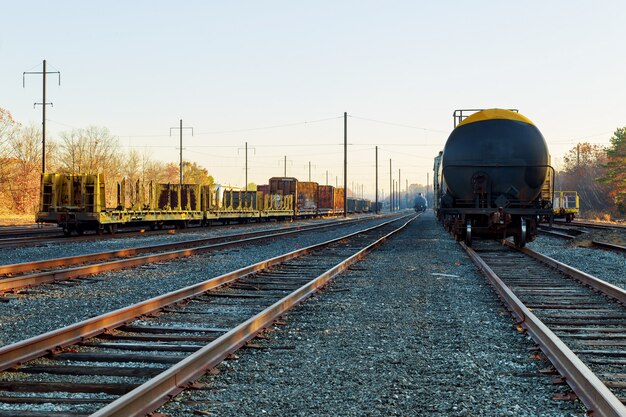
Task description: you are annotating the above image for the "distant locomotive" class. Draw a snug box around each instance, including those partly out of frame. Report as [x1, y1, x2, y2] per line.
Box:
[434, 109, 553, 247]
[413, 193, 427, 212]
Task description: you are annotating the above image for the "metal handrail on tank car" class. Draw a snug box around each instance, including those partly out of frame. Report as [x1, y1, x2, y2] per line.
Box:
[452, 108, 519, 128]
[439, 163, 555, 211]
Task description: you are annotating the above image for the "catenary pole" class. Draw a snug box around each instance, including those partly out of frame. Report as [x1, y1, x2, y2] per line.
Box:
[169, 120, 193, 185]
[343, 112, 347, 217]
[399, 169, 401, 210]
[23, 59, 60, 174]
[389, 159, 392, 212]
[375, 146, 378, 214]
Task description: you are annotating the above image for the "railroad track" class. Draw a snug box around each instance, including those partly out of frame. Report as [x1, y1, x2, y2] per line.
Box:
[0, 225, 58, 239]
[0, 214, 416, 416]
[539, 225, 626, 254]
[463, 239, 626, 416]
[0, 215, 384, 250]
[0, 215, 391, 294]
[558, 219, 626, 231]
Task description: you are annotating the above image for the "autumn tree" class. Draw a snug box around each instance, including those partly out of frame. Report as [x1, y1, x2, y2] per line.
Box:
[183, 161, 214, 185]
[57, 126, 121, 175]
[557, 142, 613, 214]
[599, 127, 626, 214]
[57, 126, 123, 207]
[0, 109, 20, 214]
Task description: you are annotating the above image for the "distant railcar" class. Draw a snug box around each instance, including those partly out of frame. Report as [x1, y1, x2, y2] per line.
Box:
[37, 174, 377, 235]
[317, 185, 335, 215]
[413, 193, 428, 213]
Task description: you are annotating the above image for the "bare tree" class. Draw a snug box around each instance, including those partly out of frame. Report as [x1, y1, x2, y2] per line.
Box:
[58, 126, 121, 175]
[6, 124, 42, 213]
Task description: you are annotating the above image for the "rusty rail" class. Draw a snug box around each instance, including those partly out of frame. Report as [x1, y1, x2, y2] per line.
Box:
[0, 216, 386, 293]
[462, 241, 626, 417]
[0, 215, 412, 372]
[90, 215, 415, 416]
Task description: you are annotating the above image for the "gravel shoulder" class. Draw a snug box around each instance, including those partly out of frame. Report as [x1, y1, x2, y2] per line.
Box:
[158, 211, 586, 417]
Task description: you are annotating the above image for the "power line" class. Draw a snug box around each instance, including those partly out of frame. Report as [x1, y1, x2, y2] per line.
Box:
[194, 115, 343, 135]
[349, 115, 448, 134]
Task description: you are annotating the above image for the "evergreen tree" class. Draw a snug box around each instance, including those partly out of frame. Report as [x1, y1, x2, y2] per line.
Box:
[599, 127, 626, 213]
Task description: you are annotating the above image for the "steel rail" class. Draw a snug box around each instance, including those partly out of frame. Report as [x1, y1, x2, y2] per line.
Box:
[506, 241, 626, 304]
[90, 216, 416, 417]
[462, 241, 626, 417]
[0, 214, 384, 250]
[564, 220, 626, 230]
[538, 228, 575, 240]
[538, 228, 626, 253]
[0, 215, 376, 277]
[589, 240, 626, 254]
[0, 215, 412, 372]
[0, 216, 393, 293]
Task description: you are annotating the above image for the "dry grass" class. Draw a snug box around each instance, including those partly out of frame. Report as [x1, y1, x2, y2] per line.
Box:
[0, 214, 36, 226]
[581, 211, 625, 224]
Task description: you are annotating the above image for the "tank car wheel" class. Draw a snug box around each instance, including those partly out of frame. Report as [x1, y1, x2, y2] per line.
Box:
[464, 220, 472, 247]
[514, 217, 527, 248]
[62, 227, 72, 237]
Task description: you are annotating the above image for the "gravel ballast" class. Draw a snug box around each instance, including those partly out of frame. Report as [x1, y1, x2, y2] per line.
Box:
[0, 216, 402, 347]
[528, 234, 626, 290]
[157, 211, 586, 416]
[0, 217, 372, 266]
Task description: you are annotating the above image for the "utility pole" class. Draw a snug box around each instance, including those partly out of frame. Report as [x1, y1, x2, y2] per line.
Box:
[406, 179, 408, 209]
[23, 59, 60, 174]
[305, 162, 316, 182]
[399, 169, 401, 210]
[238, 142, 255, 191]
[343, 111, 347, 217]
[375, 146, 378, 214]
[389, 159, 392, 212]
[280, 156, 292, 176]
[326, 170, 328, 186]
[426, 173, 429, 206]
[169, 120, 193, 185]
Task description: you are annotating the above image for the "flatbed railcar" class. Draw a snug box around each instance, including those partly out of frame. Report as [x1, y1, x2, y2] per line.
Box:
[36, 173, 379, 235]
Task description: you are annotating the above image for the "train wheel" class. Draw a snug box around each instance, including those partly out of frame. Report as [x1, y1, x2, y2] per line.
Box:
[464, 220, 472, 247]
[76, 226, 84, 236]
[514, 217, 527, 248]
[62, 227, 72, 237]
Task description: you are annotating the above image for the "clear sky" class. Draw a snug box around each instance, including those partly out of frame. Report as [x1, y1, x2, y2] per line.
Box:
[2, 1, 625, 198]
